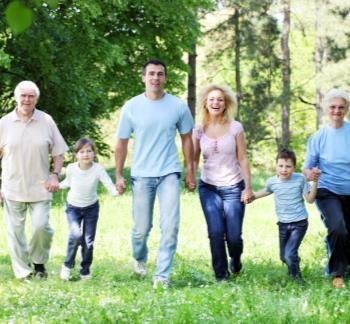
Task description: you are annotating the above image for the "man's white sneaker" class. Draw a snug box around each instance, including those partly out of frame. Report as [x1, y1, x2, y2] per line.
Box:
[134, 261, 147, 277]
[60, 265, 71, 281]
[80, 273, 92, 280]
[153, 278, 169, 290]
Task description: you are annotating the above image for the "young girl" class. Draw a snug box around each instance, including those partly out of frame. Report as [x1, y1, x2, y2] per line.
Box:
[59, 138, 118, 280]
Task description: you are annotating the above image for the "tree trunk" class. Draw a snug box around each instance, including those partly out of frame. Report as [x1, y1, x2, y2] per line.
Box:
[187, 42, 196, 121]
[281, 0, 291, 148]
[233, 7, 241, 120]
[314, 0, 327, 129]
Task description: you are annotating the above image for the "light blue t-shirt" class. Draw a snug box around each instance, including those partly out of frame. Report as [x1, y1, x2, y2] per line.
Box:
[266, 173, 310, 223]
[117, 93, 194, 177]
[304, 122, 350, 195]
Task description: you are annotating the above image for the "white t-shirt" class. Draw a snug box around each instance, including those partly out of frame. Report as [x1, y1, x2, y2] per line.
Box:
[59, 162, 118, 207]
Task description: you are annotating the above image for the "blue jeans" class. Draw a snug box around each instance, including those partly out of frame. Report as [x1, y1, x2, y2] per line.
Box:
[199, 180, 245, 280]
[131, 172, 180, 280]
[64, 201, 99, 275]
[316, 188, 350, 277]
[278, 219, 308, 278]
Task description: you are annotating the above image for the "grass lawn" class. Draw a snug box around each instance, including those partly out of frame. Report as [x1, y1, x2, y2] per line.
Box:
[0, 177, 350, 323]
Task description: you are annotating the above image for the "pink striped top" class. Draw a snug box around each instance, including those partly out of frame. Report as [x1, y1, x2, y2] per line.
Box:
[193, 121, 244, 186]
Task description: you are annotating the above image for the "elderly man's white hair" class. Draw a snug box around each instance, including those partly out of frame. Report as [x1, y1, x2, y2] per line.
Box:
[14, 80, 40, 100]
[322, 88, 350, 112]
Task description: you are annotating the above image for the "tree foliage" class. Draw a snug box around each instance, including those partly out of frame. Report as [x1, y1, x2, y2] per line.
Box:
[0, 0, 213, 154]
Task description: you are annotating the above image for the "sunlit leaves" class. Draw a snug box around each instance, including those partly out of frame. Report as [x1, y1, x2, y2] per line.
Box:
[5, 1, 33, 34]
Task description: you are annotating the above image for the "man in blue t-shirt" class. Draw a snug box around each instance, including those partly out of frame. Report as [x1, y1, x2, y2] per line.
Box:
[115, 59, 195, 289]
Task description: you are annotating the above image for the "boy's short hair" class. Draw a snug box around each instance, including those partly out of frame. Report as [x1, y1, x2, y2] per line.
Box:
[276, 148, 296, 166]
[73, 137, 96, 154]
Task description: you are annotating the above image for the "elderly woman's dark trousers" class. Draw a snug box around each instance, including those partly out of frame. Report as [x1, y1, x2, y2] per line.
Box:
[316, 188, 350, 277]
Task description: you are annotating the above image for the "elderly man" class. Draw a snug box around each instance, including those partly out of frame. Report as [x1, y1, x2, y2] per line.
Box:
[0, 80, 68, 279]
[115, 59, 195, 289]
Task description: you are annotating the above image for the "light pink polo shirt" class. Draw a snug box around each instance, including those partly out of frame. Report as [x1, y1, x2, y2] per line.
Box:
[194, 121, 244, 186]
[0, 109, 68, 202]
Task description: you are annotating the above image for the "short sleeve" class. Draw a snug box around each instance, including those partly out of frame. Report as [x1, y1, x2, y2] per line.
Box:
[47, 115, 69, 157]
[177, 103, 194, 135]
[231, 121, 244, 137]
[116, 104, 133, 139]
[266, 177, 274, 193]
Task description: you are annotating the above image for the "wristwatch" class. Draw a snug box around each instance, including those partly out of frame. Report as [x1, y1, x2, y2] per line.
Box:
[52, 171, 60, 177]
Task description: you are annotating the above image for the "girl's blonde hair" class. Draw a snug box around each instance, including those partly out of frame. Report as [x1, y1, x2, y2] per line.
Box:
[197, 84, 237, 128]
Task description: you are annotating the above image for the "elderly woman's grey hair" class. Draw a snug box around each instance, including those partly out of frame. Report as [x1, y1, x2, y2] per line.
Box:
[322, 88, 350, 112]
[14, 81, 40, 100]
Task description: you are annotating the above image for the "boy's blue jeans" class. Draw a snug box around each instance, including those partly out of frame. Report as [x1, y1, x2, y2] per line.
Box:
[198, 180, 245, 280]
[278, 219, 308, 278]
[64, 201, 99, 275]
[131, 172, 180, 280]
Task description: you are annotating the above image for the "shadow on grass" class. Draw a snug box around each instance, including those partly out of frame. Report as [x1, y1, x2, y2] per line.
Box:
[0, 252, 334, 291]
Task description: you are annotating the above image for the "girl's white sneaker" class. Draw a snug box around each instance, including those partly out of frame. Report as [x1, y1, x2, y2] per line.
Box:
[60, 265, 71, 281]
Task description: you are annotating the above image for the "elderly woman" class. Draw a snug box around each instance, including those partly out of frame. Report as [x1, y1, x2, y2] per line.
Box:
[193, 84, 253, 281]
[0, 81, 68, 279]
[303, 88, 350, 289]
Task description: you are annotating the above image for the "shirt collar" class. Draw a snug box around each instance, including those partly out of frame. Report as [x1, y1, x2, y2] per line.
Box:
[12, 108, 39, 122]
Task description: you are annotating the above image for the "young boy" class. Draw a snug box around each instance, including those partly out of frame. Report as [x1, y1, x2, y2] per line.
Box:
[249, 149, 320, 282]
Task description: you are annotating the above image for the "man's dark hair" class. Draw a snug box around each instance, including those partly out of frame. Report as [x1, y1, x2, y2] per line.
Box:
[142, 59, 167, 76]
[276, 148, 296, 166]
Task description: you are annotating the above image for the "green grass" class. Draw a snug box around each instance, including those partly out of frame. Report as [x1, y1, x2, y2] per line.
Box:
[1, 174, 350, 323]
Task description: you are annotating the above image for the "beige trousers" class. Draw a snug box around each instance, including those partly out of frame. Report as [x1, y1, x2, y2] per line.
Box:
[3, 199, 54, 278]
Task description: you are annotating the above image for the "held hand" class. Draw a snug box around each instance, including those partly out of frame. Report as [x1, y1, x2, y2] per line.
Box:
[311, 167, 321, 182]
[46, 174, 60, 192]
[116, 177, 126, 195]
[241, 188, 254, 204]
[184, 172, 196, 192]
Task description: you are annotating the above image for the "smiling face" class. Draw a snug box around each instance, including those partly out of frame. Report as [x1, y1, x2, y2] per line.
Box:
[276, 158, 295, 180]
[206, 89, 226, 118]
[76, 144, 95, 169]
[326, 97, 347, 125]
[15, 84, 38, 117]
[142, 64, 166, 97]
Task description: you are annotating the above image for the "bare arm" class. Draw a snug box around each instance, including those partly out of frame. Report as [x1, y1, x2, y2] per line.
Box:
[115, 138, 129, 195]
[305, 180, 318, 203]
[46, 154, 64, 192]
[253, 188, 272, 200]
[192, 134, 201, 174]
[181, 131, 196, 191]
[236, 131, 253, 203]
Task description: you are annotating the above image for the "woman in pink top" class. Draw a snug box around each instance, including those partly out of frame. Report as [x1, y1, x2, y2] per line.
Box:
[193, 84, 253, 281]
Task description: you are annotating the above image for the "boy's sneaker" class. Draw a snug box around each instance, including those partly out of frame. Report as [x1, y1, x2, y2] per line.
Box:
[134, 261, 147, 277]
[60, 265, 71, 281]
[80, 273, 92, 280]
[153, 278, 169, 290]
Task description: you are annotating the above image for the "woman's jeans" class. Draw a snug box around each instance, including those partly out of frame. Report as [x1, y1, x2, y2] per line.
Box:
[199, 180, 245, 280]
[316, 188, 350, 277]
[278, 219, 308, 278]
[64, 201, 99, 275]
